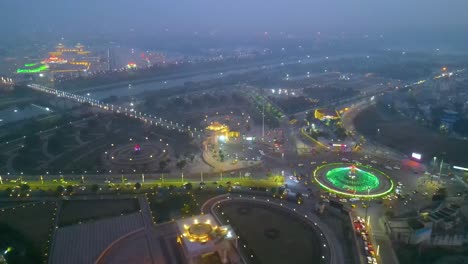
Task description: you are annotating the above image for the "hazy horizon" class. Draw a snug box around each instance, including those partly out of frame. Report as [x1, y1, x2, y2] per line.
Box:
[2, 1, 468, 35]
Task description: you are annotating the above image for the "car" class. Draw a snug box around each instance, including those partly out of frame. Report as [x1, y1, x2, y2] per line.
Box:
[322, 161, 328, 164]
[384, 166, 393, 170]
[298, 163, 304, 167]
[354, 222, 365, 231]
[341, 158, 349, 162]
[339, 198, 348, 203]
[310, 161, 317, 165]
[393, 166, 401, 170]
[371, 160, 378, 164]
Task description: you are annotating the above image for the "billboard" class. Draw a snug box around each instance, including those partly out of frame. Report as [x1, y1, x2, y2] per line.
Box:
[412, 152, 422, 160]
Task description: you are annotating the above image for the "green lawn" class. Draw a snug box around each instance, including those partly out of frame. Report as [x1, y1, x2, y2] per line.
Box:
[0, 202, 56, 261]
[217, 201, 325, 264]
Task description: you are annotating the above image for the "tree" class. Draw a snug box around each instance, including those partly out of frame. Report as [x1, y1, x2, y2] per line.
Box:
[91, 184, 99, 193]
[19, 184, 30, 193]
[159, 160, 168, 172]
[176, 160, 187, 170]
[66, 185, 74, 194]
[270, 187, 277, 195]
[134, 182, 142, 190]
[184, 182, 193, 190]
[56, 185, 65, 196]
[334, 126, 347, 140]
[181, 203, 192, 215]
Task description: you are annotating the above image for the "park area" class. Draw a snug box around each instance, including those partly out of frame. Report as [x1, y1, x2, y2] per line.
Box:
[0, 202, 56, 263]
[216, 200, 328, 264]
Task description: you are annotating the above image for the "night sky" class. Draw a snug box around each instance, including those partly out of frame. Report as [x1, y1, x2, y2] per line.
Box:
[2, 0, 468, 35]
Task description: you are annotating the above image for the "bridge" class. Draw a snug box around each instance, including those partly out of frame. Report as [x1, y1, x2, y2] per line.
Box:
[28, 84, 200, 135]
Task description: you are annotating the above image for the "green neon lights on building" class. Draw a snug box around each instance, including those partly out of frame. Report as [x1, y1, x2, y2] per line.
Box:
[16, 64, 49, 74]
[24, 63, 37, 67]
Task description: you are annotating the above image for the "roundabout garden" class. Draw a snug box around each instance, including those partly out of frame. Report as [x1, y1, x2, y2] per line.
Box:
[313, 163, 394, 198]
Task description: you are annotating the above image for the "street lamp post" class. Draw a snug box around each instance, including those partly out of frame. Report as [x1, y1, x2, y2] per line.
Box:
[439, 159, 444, 176]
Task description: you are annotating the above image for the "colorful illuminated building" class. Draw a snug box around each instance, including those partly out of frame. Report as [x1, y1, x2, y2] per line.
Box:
[314, 109, 339, 121]
[205, 122, 240, 144]
[16, 63, 49, 74]
[176, 214, 238, 264]
[16, 43, 93, 75]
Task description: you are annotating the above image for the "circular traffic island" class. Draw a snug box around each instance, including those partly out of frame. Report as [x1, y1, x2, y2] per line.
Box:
[216, 200, 330, 264]
[314, 163, 394, 198]
[107, 142, 165, 167]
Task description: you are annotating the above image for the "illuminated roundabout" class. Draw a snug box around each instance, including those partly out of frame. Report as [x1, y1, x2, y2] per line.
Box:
[314, 163, 394, 198]
[107, 142, 166, 167]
